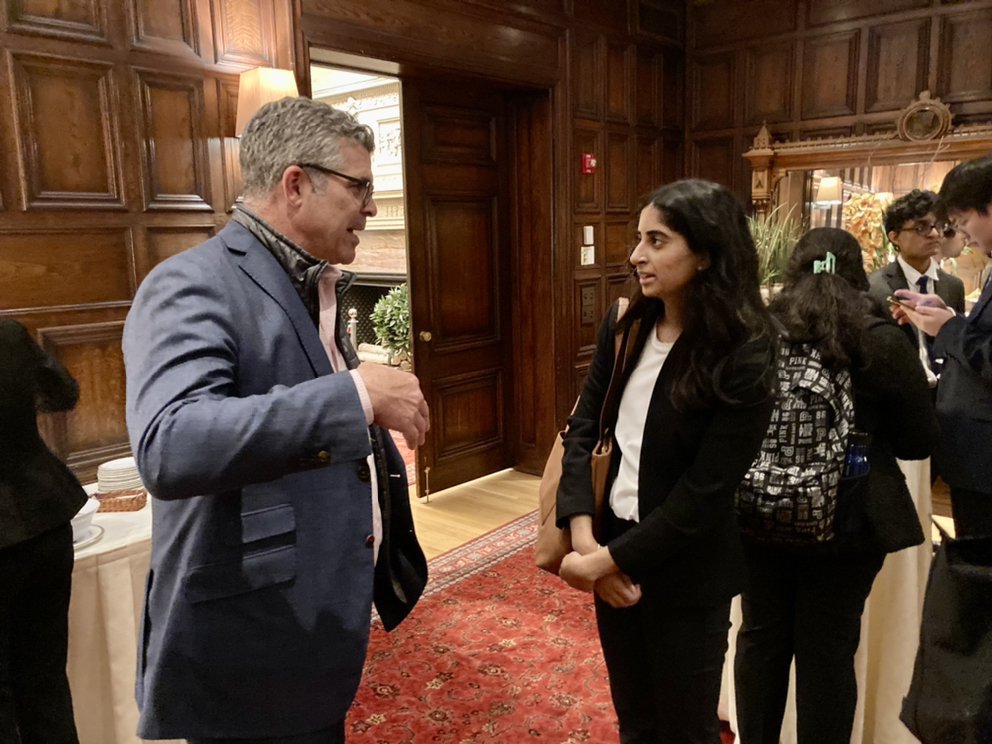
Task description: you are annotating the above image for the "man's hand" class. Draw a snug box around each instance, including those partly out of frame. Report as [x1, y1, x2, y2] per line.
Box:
[594, 572, 642, 608]
[355, 362, 430, 448]
[891, 289, 956, 336]
[901, 303, 957, 337]
[891, 289, 947, 321]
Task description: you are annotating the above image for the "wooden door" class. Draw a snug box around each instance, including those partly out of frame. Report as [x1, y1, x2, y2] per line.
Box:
[402, 79, 513, 495]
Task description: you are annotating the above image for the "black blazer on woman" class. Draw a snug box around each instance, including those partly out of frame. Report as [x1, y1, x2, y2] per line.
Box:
[557, 301, 775, 607]
[0, 319, 87, 550]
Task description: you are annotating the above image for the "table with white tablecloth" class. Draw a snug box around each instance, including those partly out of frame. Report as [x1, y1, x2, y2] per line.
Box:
[719, 458, 934, 744]
[67, 499, 181, 744]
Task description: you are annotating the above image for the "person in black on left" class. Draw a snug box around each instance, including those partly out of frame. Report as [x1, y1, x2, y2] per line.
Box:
[0, 317, 87, 744]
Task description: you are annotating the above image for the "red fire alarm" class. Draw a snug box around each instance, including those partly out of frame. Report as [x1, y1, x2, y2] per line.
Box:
[581, 152, 597, 175]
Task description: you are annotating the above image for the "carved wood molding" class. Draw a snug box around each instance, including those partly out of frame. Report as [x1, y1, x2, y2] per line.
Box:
[743, 91, 992, 218]
[36, 320, 126, 465]
[5, 0, 110, 44]
[134, 69, 213, 211]
[10, 53, 126, 211]
[212, 0, 274, 68]
[127, 0, 200, 57]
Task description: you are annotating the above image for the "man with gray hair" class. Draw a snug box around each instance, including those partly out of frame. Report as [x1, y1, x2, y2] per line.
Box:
[123, 97, 429, 743]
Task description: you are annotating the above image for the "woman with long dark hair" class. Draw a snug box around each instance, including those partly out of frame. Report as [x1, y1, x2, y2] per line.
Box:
[0, 318, 86, 744]
[733, 227, 939, 744]
[556, 179, 776, 742]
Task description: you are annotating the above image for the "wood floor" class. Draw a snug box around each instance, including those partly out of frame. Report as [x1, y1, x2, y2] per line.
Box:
[409, 468, 540, 559]
[410, 468, 953, 560]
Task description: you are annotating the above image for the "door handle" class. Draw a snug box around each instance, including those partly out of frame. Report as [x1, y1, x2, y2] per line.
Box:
[419, 331, 433, 342]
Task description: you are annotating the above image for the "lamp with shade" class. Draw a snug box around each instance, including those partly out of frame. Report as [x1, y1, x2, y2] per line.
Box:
[814, 176, 843, 207]
[235, 67, 299, 136]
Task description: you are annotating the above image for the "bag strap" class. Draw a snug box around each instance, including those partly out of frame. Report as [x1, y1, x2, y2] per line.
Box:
[597, 298, 638, 442]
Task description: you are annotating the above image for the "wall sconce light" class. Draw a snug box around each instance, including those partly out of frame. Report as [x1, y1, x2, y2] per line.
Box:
[235, 67, 299, 136]
[814, 176, 843, 207]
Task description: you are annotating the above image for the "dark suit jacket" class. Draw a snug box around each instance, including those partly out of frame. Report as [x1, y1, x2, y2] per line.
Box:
[846, 318, 939, 553]
[932, 277, 992, 493]
[868, 260, 966, 352]
[123, 222, 427, 739]
[557, 301, 775, 607]
[0, 319, 86, 550]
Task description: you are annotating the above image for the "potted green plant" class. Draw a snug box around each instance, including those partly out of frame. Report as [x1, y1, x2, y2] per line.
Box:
[748, 205, 803, 293]
[370, 283, 412, 368]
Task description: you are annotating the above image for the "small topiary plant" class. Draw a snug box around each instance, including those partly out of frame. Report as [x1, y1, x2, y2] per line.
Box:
[370, 283, 411, 360]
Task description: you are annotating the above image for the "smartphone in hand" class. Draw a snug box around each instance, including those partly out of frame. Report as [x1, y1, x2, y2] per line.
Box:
[887, 295, 915, 310]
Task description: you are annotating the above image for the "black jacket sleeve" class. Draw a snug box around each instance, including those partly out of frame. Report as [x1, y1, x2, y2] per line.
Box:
[858, 322, 939, 461]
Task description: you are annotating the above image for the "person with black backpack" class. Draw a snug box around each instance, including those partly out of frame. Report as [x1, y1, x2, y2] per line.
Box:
[733, 227, 939, 744]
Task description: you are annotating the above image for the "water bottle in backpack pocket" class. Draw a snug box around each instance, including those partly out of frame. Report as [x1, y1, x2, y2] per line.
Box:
[833, 430, 872, 537]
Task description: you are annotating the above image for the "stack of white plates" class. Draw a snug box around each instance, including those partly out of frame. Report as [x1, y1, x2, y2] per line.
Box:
[96, 456, 144, 493]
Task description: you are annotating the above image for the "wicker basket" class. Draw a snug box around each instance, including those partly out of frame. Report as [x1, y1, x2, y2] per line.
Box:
[96, 487, 147, 513]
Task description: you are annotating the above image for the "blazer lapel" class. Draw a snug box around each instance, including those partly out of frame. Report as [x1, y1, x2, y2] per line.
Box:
[885, 262, 909, 292]
[884, 263, 918, 348]
[221, 225, 331, 377]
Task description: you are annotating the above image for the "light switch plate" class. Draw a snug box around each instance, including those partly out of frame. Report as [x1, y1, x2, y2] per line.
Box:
[580, 245, 595, 266]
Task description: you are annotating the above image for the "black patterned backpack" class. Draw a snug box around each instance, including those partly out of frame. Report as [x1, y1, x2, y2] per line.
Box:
[735, 333, 856, 545]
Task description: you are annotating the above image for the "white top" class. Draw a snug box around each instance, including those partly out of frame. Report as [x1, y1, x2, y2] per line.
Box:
[896, 255, 939, 387]
[609, 332, 674, 522]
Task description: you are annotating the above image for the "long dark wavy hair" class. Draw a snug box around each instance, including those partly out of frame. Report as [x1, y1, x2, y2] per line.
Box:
[769, 227, 876, 369]
[620, 179, 775, 410]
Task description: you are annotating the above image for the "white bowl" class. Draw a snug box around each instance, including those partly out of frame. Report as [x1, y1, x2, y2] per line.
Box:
[71, 497, 100, 543]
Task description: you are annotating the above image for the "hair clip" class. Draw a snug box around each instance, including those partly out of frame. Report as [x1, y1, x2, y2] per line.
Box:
[813, 251, 836, 275]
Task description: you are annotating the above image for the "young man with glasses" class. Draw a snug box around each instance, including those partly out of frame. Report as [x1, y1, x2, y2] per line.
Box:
[123, 97, 429, 744]
[868, 189, 966, 387]
[893, 156, 992, 538]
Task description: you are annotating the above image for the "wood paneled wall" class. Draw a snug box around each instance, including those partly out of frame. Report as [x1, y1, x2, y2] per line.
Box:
[297, 0, 685, 471]
[568, 12, 684, 400]
[0, 0, 293, 480]
[686, 0, 992, 201]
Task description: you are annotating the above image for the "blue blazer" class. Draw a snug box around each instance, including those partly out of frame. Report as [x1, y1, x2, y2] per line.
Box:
[123, 222, 426, 739]
[933, 279, 992, 493]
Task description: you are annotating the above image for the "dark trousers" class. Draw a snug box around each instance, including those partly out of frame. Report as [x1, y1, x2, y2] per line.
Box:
[596, 594, 730, 744]
[186, 721, 345, 744]
[0, 523, 78, 744]
[734, 546, 884, 744]
[949, 486, 992, 538]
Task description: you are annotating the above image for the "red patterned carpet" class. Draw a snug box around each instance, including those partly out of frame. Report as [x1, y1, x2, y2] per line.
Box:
[348, 511, 736, 743]
[347, 512, 617, 743]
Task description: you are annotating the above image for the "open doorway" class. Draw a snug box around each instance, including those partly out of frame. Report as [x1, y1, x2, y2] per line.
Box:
[308, 53, 555, 496]
[310, 63, 418, 484]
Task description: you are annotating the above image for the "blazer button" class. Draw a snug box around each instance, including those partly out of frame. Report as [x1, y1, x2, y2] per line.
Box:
[316, 450, 331, 464]
[364, 534, 375, 548]
[357, 463, 371, 482]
